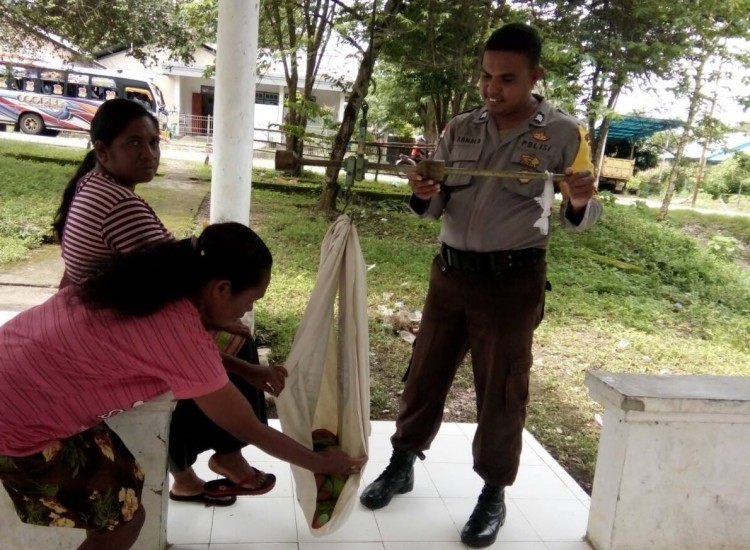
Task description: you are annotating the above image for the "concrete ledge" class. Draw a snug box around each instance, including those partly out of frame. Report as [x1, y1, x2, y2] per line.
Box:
[585, 370, 750, 550]
[586, 371, 750, 415]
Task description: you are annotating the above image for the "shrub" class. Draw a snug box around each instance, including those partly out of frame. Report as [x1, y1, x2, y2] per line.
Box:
[629, 167, 664, 197]
[703, 152, 750, 199]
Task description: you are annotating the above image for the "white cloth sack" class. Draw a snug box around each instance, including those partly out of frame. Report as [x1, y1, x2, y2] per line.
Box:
[276, 214, 371, 535]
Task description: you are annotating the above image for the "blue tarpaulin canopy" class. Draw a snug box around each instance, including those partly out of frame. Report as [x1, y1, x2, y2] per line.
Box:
[596, 115, 683, 142]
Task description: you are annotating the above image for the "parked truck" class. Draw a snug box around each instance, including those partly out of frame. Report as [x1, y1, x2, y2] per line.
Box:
[598, 157, 636, 193]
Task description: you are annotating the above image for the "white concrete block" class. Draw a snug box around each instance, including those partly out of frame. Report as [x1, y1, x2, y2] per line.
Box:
[0, 394, 175, 550]
[585, 371, 750, 550]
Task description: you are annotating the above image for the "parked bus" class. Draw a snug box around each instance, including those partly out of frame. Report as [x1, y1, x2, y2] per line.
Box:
[0, 56, 168, 136]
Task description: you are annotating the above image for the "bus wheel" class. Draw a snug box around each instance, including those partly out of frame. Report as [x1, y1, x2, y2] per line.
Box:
[19, 113, 45, 135]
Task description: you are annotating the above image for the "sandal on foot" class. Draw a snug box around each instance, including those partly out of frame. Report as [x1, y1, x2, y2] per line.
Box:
[168, 491, 237, 507]
[203, 468, 276, 497]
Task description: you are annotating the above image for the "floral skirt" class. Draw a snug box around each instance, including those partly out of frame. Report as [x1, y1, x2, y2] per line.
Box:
[0, 423, 144, 531]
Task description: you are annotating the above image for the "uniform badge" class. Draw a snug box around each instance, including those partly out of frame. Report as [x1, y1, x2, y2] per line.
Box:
[533, 112, 545, 124]
[532, 131, 550, 141]
[519, 154, 540, 169]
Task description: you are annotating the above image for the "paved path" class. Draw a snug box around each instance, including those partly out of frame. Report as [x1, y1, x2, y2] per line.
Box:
[0, 245, 61, 311]
[614, 195, 750, 218]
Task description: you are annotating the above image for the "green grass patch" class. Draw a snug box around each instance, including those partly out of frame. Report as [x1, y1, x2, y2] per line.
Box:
[0, 141, 208, 264]
[0, 144, 80, 261]
[247, 180, 750, 494]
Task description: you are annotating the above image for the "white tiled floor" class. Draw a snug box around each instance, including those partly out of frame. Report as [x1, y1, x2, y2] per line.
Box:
[167, 420, 592, 550]
[0, 310, 591, 548]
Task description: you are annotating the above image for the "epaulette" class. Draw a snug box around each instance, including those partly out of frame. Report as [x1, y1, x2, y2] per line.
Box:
[454, 104, 484, 117]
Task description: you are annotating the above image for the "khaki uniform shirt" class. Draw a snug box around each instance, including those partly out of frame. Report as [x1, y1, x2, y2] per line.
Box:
[412, 96, 602, 251]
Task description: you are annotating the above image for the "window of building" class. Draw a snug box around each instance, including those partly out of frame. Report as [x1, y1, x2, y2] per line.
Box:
[256, 91, 279, 105]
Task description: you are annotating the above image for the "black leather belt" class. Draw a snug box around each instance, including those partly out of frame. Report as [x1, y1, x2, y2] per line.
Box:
[440, 243, 545, 274]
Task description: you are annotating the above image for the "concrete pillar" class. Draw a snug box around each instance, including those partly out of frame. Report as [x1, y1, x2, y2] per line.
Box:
[170, 77, 182, 136]
[209, 0, 260, 225]
[277, 84, 285, 142]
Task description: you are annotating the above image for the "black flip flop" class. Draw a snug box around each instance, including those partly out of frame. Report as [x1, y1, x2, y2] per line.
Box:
[203, 469, 277, 497]
[168, 491, 238, 507]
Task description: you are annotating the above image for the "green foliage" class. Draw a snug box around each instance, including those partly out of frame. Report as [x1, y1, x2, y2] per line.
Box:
[631, 137, 662, 171]
[367, 62, 430, 136]
[1, 0, 195, 65]
[372, 0, 508, 138]
[595, 190, 617, 206]
[628, 163, 694, 198]
[274, 92, 340, 140]
[629, 167, 666, 197]
[703, 152, 750, 199]
[707, 235, 744, 261]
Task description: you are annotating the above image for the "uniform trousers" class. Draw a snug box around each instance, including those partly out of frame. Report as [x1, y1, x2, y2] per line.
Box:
[392, 252, 546, 487]
[168, 338, 268, 472]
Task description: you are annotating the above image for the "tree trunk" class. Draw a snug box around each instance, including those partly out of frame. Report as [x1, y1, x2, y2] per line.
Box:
[587, 65, 604, 147]
[592, 80, 622, 184]
[692, 142, 709, 207]
[659, 50, 709, 221]
[270, 0, 334, 177]
[691, 57, 722, 208]
[318, 0, 405, 213]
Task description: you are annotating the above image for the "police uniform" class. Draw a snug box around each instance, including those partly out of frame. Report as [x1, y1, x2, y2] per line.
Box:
[392, 95, 602, 488]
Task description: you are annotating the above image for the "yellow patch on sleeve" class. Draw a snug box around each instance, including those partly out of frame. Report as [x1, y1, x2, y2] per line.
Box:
[571, 126, 594, 172]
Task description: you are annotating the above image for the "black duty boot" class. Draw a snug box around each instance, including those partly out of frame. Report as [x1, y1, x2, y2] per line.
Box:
[460, 484, 506, 548]
[359, 448, 416, 509]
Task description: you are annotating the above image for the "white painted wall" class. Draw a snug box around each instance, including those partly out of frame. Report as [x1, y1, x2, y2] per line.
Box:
[97, 46, 351, 134]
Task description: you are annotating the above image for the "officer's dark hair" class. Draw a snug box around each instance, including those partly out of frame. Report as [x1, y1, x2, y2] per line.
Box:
[52, 98, 159, 242]
[483, 23, 542, 68]
[77, 222, 273, 317]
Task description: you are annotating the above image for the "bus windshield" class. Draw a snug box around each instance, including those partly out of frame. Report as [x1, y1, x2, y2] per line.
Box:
[0, 57, 169, 136]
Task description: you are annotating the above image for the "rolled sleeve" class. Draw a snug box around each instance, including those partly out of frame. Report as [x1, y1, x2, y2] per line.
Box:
[560, 199, 603, 231]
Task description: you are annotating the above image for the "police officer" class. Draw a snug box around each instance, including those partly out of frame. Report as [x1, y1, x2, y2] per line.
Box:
[359, 23, 602, 548]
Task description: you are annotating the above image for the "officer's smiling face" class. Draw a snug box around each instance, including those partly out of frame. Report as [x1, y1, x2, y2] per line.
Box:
[479, 50, 543, 121]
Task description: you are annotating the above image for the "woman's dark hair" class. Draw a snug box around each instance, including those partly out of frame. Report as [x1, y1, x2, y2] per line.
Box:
[77, 222, 273, 317]
[52, 99, 160, 242]
[484, 23, 542, 68]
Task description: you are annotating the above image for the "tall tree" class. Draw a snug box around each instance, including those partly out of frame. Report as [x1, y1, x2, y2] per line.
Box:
[262, 0, 338, 173]
[318, 0, 405, 213]
[0, 0, 193, 64]
[659, 3, 750, 219]
[371, 0, 509, 142]
[527, 1, 694, 182]
[689, 63, 731, 208]
[658, 47, 710, 220]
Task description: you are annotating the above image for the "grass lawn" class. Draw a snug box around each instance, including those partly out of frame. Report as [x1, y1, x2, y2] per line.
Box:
[0, 140, 207, 263]
[3, 140, 749, 493]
